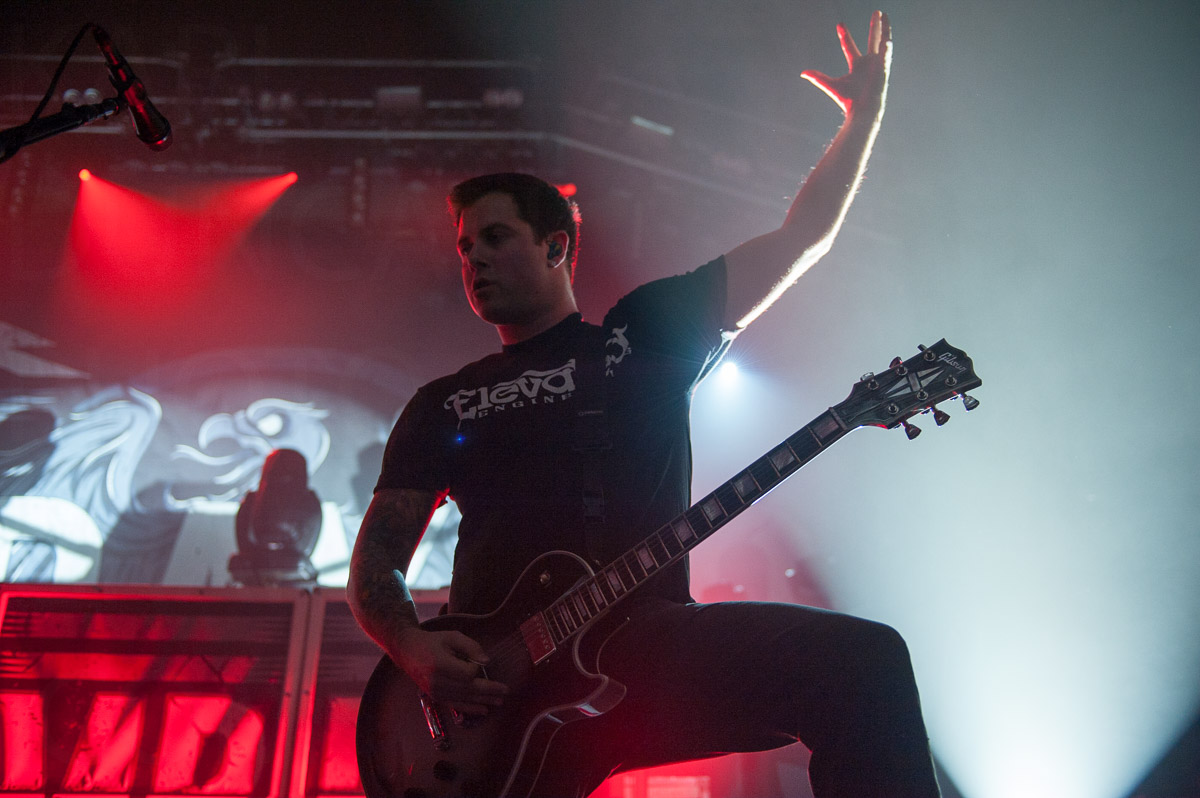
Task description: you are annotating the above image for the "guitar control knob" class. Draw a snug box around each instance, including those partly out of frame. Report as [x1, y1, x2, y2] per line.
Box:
[433, 760, 458, 782]
[539, 571, 552, 586]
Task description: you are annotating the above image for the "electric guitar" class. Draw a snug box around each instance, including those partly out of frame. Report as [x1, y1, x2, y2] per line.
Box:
[356, 339, 982, 798]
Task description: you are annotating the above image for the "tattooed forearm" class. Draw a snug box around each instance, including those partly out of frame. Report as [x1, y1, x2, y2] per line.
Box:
[348, 487, 444, 655]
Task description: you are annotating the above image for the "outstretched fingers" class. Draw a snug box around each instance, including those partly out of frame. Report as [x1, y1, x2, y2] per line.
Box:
[837, 22, 861, 68]
[869, 11, 892, 55]
[799, 68, 841, 110]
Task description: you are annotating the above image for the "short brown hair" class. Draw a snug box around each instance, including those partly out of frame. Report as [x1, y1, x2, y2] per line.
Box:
[448, 173, 581, 280]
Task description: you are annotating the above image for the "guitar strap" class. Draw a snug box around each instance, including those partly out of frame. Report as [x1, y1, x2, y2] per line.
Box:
[571, 328, 612, 568]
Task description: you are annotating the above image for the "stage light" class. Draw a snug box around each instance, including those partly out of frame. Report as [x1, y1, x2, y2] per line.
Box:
[556, 182, 578, 198]
[716, 360, 740, 384]
[60, 172, 299, 318]
[631, 115, 674, 137]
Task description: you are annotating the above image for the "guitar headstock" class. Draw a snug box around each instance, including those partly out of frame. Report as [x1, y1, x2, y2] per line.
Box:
[834, 339, 982, 438]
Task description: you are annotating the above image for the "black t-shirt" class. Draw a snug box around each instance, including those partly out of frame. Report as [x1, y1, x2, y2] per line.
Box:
[376, 257, 730, 615]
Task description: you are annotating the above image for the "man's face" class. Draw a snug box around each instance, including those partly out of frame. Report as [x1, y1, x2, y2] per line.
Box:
[456, 192, 558, 326]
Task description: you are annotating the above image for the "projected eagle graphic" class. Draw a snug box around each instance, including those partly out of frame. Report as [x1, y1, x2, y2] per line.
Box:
[168, 397, 331, 506]
[0, 391, 335, 584]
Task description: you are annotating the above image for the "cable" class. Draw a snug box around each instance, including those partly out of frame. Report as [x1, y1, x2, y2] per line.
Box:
[0, 23, 96, 165]
[28, 23, 97, 124]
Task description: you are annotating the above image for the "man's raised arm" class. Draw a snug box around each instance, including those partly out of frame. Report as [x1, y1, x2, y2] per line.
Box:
[724, 10, 892, 331]
[348, 487, 508, 715]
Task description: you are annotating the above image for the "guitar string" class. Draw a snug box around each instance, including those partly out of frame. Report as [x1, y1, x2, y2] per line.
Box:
[470, 413, 904, 667]
[475, 567, 646, 665]
[474, 594, 603, 665]
[457, 449, 792, 668]
[480, 575, 631, 663]
[442, 405, 954, 687]
[459, 453, 765, 668]
[477, 538, 693, 664]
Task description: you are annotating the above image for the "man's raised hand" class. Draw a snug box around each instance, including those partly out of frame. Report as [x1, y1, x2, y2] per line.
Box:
[801, 10, 892, 118]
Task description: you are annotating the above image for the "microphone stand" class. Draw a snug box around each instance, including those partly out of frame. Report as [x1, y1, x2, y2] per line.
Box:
[0, 97, 123, 164]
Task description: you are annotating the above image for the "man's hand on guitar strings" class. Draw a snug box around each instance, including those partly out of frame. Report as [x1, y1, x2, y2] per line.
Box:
[390, 626, 509, 716]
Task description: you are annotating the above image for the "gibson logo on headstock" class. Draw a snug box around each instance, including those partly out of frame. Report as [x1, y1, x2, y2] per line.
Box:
[937, 352, 969, 373]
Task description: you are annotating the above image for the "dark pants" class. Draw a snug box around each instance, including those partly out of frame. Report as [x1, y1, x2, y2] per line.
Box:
[533, 599, 941, 798]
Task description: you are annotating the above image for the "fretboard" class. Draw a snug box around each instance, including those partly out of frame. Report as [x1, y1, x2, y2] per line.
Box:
[540, 408, 850, 645]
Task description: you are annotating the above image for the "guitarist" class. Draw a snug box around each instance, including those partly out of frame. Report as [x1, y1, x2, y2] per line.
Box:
[349, 11, 940, 798]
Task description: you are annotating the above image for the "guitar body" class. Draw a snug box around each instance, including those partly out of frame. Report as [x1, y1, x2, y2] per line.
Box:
[357, 550, 627, 798]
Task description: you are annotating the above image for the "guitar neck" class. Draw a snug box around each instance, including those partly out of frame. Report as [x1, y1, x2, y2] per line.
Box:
[540, 409, 851, 645]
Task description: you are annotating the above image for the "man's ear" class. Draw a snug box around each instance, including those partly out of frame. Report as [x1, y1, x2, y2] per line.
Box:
[546, 230, 570, 267]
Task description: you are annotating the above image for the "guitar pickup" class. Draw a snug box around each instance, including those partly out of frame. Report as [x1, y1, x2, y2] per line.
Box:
[418, 692, 450, 750]
[520, 613, 557, 664]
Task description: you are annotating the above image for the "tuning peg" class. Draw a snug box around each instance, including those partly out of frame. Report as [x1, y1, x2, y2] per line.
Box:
[902, 420, 922, 440]
[961, 393, 980, 411]
[932, 406, 950, 426]
[889, 356, 903, 368]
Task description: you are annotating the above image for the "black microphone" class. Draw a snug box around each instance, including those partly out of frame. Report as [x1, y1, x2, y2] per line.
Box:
[92, 25, 172, 151]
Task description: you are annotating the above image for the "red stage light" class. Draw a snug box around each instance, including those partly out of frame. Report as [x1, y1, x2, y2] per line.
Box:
[556, 182, 578, 197]
[78, 168, 92, 181]
[56, 172, 301, 338]
[65, 173, 298, 284]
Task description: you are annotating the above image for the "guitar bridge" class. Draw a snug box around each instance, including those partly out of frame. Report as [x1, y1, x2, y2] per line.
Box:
[418, 692, 450, 750]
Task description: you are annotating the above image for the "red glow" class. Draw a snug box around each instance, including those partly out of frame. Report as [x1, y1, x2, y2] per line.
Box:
[316, 697, 364, 793]
[205, 172, 299, 222]
[55, 172, 297, 325]
[66, 175, 197, 294]
[555, 182, 578, 197]
[0, 692, 44, 790]
[63, 693, 145, 793]
[154, 694, 264, 795]
[79, 168, 92, 182]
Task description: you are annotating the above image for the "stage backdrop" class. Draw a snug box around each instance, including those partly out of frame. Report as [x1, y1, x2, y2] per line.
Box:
[0, 164, 503, 591]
